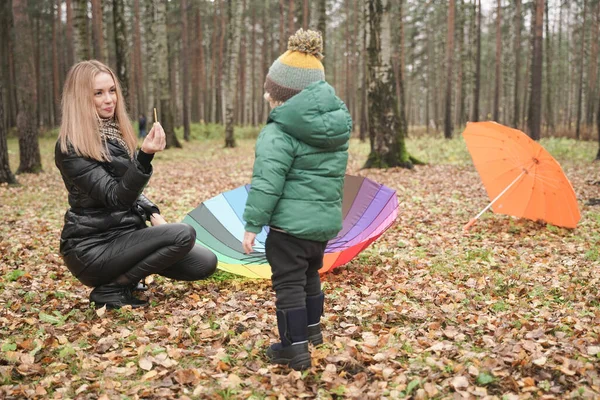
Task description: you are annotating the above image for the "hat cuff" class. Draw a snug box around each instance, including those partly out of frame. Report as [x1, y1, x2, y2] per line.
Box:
[265, 77, 301, 103]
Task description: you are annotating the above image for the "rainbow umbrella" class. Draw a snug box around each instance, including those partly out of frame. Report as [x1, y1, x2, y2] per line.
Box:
[183, 175, 399, 279]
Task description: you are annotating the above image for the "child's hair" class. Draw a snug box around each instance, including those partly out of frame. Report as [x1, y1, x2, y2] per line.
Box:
[264, 29, 325, 104]
[59, 60, 136, 161]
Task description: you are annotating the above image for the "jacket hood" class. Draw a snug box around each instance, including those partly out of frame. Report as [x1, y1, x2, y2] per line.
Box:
[268, 81, 352, 149]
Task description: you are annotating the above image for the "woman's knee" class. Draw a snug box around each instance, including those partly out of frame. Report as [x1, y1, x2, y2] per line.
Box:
[172, 223, 196, 250]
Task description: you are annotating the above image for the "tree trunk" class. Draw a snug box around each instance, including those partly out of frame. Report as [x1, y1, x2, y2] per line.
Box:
[288, 0, 295, 38]
[359, 0, 368, 141]
[455, 0, 465, 127]
[493, 0, 501, 122]
[91, 0, 104, 62]
[586, 1, 599, 129]
[66, 0, 74, 66]
[471, 0, 481, 122]
[279, 0, 286, 54]
[527, 0, 544, 141]
[544, 0, 555, 134]
[73, 0, 90, 61]
[133, 0, 144, 121]
[217, 0, 226, 124]
[12, 0, 42, 174]
[364, 0, 413, 169]
[181, 0, 190, 140]
[145, 0, 156, 123]
[444, 0, 455, 139]
[113, 0, 129, 108]
[156, 0, 181, 148]
[513, 0, 521, 128]
[302, 0, 309, 29]
[251, 5, 257, 126]
[576, 0, 587, 140]
[52, 0, 61, 125]
[225, 0, 243, 148]
[317, 0, 326, 73]
[0, 79, 17, 184]
[238, 0, 247, 126]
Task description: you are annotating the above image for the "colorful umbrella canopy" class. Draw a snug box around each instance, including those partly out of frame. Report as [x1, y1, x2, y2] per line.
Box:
[463, 121, 581, 230]
[183, 175, 399, 279]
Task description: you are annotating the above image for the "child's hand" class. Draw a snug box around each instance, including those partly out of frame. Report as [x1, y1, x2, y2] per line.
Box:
[242, 231, 256, 254]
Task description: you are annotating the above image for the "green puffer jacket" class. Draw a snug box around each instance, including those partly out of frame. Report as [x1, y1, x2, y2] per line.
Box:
[243, 81, 352, 242]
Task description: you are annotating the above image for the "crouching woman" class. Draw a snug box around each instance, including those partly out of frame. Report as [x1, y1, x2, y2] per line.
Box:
[55, 60, 217, 309]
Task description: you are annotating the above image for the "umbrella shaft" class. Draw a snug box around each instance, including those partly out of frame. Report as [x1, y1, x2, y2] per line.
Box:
[474, 170, 527, 220]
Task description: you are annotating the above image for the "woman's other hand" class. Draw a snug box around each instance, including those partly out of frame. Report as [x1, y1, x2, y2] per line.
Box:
[141, 122, 167, 154]
[150, 213, 167, 226]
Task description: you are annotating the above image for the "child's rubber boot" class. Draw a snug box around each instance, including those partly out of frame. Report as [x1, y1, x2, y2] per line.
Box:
[307, 292, 325, 345]
[266, 307, 311, 371]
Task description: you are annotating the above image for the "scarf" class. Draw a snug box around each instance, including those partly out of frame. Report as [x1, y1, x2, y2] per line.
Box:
[99, 117, 133, 158]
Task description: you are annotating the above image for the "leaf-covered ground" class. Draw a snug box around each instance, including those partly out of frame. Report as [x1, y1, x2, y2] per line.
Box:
[1, 134, 599, 399]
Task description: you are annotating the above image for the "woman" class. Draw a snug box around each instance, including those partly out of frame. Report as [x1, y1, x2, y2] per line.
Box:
[55, 60, 217, 309]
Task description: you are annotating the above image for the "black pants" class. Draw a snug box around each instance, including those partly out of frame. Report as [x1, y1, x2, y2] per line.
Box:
[265, 229, 327, 310]
[69, 223, 218, 287]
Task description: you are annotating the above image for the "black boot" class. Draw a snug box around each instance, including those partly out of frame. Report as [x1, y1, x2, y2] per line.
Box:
[266, 308, 311, 371]
[90, 283, 148, 309]
[131, 279, 149, 291]
[307, 292, 324, 345]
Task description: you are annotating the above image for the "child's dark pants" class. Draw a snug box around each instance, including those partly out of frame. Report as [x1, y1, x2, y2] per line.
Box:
[266, 229, 327, 309]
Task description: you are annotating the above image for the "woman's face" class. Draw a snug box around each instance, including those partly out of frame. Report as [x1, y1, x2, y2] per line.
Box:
[93, 72, 117, 118]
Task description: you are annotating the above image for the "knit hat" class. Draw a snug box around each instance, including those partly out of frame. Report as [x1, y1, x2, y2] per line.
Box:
[264, 29, 325, 103]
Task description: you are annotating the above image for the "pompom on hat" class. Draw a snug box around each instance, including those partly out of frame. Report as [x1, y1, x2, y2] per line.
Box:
[264, 29, 325, 103]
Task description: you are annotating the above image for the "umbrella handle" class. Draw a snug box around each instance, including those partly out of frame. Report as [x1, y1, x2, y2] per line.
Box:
[463, 218, 477, 231]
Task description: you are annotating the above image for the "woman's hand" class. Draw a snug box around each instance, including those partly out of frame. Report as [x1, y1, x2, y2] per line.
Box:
[141, 122, 166, 154]
[242, 231, 256, 254]
[150, 213, 167, 226]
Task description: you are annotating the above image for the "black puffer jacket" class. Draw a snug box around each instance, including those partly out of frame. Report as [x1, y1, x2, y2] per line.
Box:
[55, 138, 159, 265]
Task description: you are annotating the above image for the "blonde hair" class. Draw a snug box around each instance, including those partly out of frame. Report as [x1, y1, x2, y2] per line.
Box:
[59, 60, 136, 161]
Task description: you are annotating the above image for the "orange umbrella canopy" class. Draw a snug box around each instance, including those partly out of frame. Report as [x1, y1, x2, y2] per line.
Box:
[463, 121, 581, 229]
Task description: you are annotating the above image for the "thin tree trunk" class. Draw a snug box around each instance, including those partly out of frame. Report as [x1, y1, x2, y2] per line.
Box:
[73, 0, 90, 61]
[318, 0, 326, 73]
[66, 0, 74, 66]
[217, 0, 226, 124]
[12, 0, 42, 174]
[359, 0, 368, 141]
[586, 1, 599, 129]
[544, 0, 555, 134]
[157, 0, 181, 148]
[288, 0, 295, 37]
[528, 0, 544, 141]
[444, 0, 455, 139]
[133, 0, 144, 122]
[576, 0, 587, 140]
[471, 0, 481, 122]
[0, 79, 17, 184]
[145, 0, 156, 123]
[113, 0, 129, 108]
[279, 0, 286, 54]
[493, 0, 501, 122]
[196, 8, 206, 123]
[251, 5, 257, 126]
[181, 0, 190, 140]
[455, 0, 465, 127]
[91, 0, 104, 61]
[513, 0, 521, 128]
[225, 0, 243, 148]
[52, 0, 61, 126]
[303, 0, 309, 29]
[238, 0, 247, 126]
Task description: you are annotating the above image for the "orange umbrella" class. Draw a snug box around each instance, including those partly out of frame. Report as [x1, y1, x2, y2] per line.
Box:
[463, 121, 580, 230]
